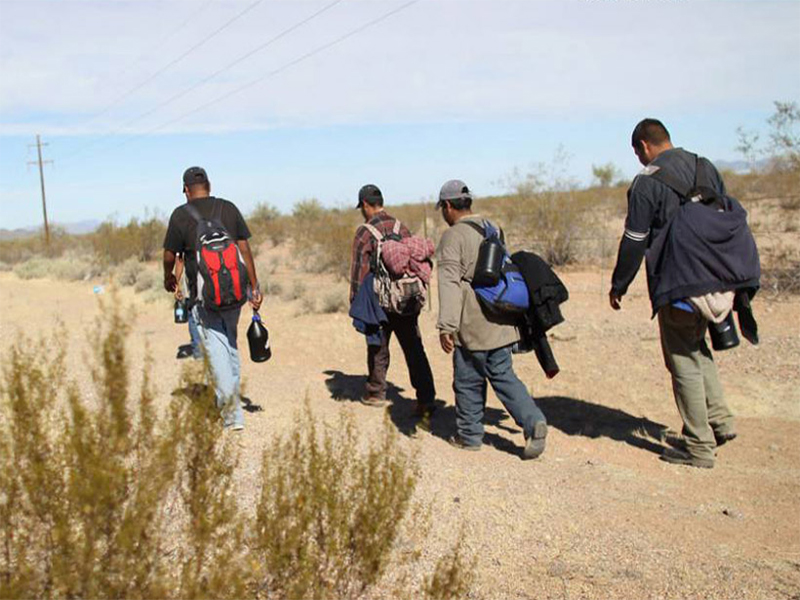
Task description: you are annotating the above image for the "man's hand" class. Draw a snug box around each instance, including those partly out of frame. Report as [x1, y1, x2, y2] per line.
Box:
[249, 287, 263, 311]
[164, 273, 177, 293]
[439, 332, 455, 354]
[609, 290, 623, 311]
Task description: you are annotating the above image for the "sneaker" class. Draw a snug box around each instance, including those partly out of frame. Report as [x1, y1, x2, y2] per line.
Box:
[176, 345, 194, 359]
[522, 420, 548, 460]
[360, 397, 390, 408]
[714, 431, 737, 447]
[660, 446, 714, 469]
[447, 435, 481, 452]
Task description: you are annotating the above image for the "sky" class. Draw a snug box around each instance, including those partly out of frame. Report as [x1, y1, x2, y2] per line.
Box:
[0, 0, 798, 230]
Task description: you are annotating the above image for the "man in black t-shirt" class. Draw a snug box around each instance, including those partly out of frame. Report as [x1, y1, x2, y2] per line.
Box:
[163, 166, 262, 431]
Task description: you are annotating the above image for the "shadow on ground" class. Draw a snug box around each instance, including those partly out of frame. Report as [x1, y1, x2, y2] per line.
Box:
[170, 384, 263, 412]
[536, 396, 668, 455]
[322, 370, 529, 459]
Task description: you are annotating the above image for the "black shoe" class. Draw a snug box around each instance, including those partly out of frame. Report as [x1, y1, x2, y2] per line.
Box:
[660, 447, 714, 469]
[522, 421, 548, 460]
[714, 432, 737, 447]
[176, 345, 194, 359]
[447, 435, 481, 452]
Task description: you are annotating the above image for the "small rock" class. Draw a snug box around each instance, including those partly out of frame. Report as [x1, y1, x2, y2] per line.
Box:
[722, 508, 743, 519]
[453, 496, 460, 504]
[768, 443, 780, 452]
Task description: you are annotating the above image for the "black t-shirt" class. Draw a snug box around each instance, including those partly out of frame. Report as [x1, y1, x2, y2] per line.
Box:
[163, 196, 251, 299]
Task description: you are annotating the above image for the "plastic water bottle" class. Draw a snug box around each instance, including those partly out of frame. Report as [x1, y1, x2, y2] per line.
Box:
[174, 299, 188, 323]
[247, 311, 271, 363]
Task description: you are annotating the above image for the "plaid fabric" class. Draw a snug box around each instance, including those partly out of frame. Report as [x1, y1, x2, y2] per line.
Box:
[349, 211, 410, 302]
[382, 237, 434, 283]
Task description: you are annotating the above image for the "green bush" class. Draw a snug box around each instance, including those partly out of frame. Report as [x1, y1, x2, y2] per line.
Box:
[91, 216, 166, 266]
[0, 302, 472, 600]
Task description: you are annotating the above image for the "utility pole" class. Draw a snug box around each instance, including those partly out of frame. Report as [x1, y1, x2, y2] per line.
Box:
[28, 134, 53, 246]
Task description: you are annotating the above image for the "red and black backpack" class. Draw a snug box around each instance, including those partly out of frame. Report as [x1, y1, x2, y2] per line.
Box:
[185, 201, 249, 311]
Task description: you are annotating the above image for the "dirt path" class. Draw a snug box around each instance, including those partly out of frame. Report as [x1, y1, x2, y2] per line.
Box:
[1, 264, 798, 600]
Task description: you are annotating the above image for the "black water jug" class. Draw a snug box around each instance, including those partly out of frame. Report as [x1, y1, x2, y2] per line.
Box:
[174, 299, 188, 324]
[247, 311, 271, 363]
[708, 311, 739, 351]
[473, 236, 504, 287]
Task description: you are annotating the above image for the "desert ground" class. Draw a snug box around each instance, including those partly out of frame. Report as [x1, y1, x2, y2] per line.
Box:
[1, 248, 798, 600]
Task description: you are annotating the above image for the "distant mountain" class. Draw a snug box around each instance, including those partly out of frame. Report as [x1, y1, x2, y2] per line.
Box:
[714, 157, 771, 173]
[0, 219, 101, 240]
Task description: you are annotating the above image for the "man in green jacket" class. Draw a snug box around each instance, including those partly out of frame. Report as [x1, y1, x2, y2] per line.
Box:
[436, 179, 548, 459]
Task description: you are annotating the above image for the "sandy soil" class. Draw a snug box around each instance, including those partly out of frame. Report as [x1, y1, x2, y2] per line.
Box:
[1, 257, 798, 600]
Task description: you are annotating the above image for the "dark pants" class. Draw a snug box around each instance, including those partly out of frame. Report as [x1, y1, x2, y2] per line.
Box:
[453, 344, 546, 446]
[366, 313, 436, 405]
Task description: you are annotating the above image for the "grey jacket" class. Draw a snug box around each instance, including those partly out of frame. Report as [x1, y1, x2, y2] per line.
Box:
[436, 214, 519, 351]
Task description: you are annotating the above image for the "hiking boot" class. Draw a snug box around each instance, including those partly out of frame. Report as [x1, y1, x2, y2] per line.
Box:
[447, 435, 481, 452]
[360, 396, 390, 408]
[664, 431, 688, 451]
[522, 420, 548, 460]
[660, 446, 714, 469]
[714, 431, 737, 447]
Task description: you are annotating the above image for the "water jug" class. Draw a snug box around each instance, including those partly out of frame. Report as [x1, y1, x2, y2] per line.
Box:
[473, 236, 504, 287]
[174, 299, 188, 324]
[708, 311, 739, 351]
[247, 311, 271, 363]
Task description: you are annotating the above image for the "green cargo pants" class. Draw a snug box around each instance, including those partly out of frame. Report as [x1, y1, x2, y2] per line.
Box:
[658, 305, 737, 462]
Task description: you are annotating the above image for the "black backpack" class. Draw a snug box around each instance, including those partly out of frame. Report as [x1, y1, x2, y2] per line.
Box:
[185, 201, 249, 311]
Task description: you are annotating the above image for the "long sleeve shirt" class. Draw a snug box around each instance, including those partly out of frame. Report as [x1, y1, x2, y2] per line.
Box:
[349, 211, 410, 302]
[436, 214, 518, 351]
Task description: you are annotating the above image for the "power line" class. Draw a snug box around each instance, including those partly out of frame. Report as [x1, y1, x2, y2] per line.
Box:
[74, 0, 344, 153]
[65, 0, 269, 158]
[109, 0, 421, 151]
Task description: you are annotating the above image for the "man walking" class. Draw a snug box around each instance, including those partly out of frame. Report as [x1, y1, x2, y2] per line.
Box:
[610, 119, 758, 468]
[349, 184, 437, 418]
[436, 179, 547, 459]
[163, 166, 262, 430]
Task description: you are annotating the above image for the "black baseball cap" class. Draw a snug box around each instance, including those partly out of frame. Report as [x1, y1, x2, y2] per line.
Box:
[182, 166, 209, 190]
[356, 184, 383, 208]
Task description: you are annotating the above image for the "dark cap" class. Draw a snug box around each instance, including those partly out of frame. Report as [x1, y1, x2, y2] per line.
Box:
[437, 179, 472, 208]
[182, 166, 209, 191]
[356, 184, 383, 208]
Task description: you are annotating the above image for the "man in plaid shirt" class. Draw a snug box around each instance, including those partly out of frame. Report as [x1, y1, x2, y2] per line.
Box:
[350, 184, 437, 417]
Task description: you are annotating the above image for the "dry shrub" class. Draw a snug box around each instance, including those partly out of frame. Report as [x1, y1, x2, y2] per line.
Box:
[761, 244, 800, 296]
[1, 301, 471, 600]
[248, 203, 291, 248]
[320, 291, 347, 314]
[91, 215, 165, 266]
[13, 252, 100, 281]
[291, 200, 360, 279]
[282, 281, 307, 302]
[0, 227, 80, 265]
[491, 159, 611, 266]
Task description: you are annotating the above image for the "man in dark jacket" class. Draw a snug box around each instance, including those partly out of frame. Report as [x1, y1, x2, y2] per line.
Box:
[609, 119, 744, 469]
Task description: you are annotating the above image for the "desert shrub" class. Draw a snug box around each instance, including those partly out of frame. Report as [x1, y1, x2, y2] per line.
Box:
[113, 256, 140, 286]
[249, 203, 291, 247]
[133, 269, 160, 293]
[423, 538, 474, 600]
[0, 301, 244, 599]
[12, 252, 99, 281]
[91, 215, 166, 266]
[761, 244, 800, 296]
[0, 302, 471, 599]
[299, 295, 316, 314]
[0, 227, 80, 265]
[282, 281, 307, 302]
[0, 261, 11, 272]
[320, 291, 347, 314]
[264, 280, 283, 297]
[251, 408, 417, 599]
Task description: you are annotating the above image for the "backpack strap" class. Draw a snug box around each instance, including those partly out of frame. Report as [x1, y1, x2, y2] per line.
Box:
[648, 159, 696, 202]
[184, 202, 203, 223]
[392, 220, 401, 236]
[457, 219, 505, 245]
[362, 222, 382, 242]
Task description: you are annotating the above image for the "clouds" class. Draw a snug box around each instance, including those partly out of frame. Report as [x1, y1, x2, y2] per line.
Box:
[1, 0, 798, 138]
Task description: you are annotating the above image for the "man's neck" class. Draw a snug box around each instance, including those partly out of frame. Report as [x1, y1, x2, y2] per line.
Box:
[451, 210, 473, 223]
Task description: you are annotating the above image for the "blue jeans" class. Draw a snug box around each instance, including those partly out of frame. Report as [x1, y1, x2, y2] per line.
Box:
[194, 304, 244, 429]
[453, 345, 546, 446]
[187, 308, 202, 359]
